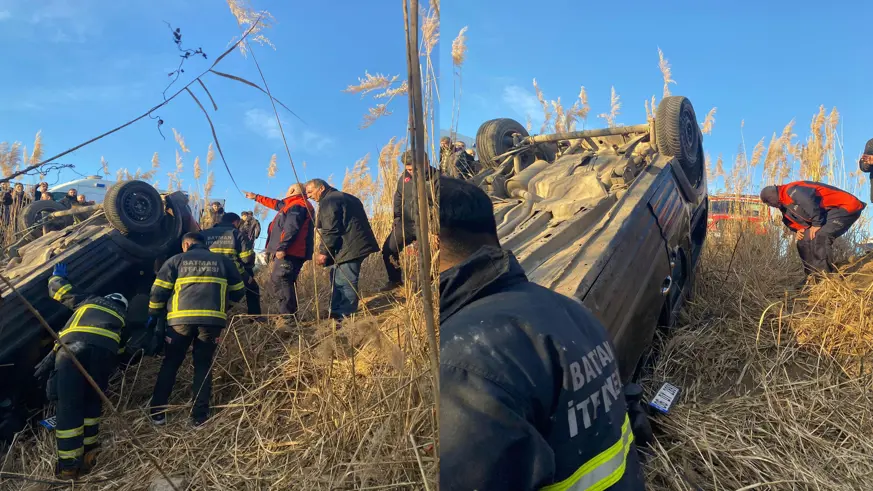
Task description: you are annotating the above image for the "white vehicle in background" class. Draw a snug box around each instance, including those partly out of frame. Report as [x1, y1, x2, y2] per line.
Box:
[49, 176, 225, 219]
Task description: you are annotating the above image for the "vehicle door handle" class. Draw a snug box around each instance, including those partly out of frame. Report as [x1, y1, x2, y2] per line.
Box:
[660, 276, 672, 296]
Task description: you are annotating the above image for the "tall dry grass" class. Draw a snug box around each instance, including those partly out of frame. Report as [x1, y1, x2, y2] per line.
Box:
[642, 217, 873, 490]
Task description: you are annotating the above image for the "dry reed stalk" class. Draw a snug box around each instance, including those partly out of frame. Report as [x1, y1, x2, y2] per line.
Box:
[193, 156, 202, 180]
[598, 86, 621, 128]
[28, 132, 43, 166]
[267, 153, 278, 179]
[421, 6, 439, 56]
[700, 107, 716, 135]
[226, 0, 275, 56]
[451, 27, 468, 67]
[658, 48, 675, 98]
[532, 78, 552, 133]
[172, 128, 190, 153]
[643, 219, 873, 490]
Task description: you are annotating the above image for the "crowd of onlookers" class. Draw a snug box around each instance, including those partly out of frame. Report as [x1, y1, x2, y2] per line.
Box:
[1, 182, 97, 240]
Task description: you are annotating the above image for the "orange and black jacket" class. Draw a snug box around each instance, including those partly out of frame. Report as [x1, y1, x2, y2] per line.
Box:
[201, 224, 255, 276]
[255, 194, 315, 260]
[47, 275, 127, 355]
[148, 244, 245, 328]
[775, 181, 865, 231]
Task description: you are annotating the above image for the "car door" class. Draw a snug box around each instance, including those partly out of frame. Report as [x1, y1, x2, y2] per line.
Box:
[580, 171, 674, 382]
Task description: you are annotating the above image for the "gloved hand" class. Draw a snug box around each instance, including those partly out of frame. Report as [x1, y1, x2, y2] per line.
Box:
[34, 351, 56, 382]
[143, 317, 166, 357]
[52, 263, 68, 278]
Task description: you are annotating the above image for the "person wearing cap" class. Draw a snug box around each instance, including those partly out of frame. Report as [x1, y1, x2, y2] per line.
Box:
[760, 181, 866, 281]
[36, 263, 130, 480]
[146, 232, 245, 427]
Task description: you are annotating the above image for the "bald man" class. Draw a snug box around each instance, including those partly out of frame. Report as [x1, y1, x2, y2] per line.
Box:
[243, 184, 315, 315]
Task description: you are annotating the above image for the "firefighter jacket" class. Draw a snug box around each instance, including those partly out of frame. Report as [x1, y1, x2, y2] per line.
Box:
[48, 275, 127, 355]
[148, 244, 245, 328]
[315, 187, 379, 265]
[776, 181, 866, 231]
[440, 246, 646, 491]
[393, 166, 439, 234]
[202, 224, 255, 276]
[255, 194, 315, 260]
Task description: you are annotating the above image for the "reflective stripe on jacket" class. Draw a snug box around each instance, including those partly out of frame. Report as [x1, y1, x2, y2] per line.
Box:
[439, 246, 646, 491]
[148, 244, 245, 327]
[48, 275, 126, 354]
[202, 224, 255, 275]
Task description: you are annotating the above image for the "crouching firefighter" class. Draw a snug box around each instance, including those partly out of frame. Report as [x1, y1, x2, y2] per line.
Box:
[146, 232, 245, 427]
[33, 263, 129, 480]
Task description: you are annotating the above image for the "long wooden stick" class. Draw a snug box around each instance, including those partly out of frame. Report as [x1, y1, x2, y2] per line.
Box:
[403, 0, 440, 445]
[0, 273, 179, 490]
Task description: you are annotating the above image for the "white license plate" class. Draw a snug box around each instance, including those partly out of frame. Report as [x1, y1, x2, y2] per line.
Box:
[649, 382, 681, 414]
[39, 415, 57, 430]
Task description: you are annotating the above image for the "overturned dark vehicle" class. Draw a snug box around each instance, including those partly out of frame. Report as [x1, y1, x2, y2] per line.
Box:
[468, 96, 709, 382]
[0, 180, 200, 440]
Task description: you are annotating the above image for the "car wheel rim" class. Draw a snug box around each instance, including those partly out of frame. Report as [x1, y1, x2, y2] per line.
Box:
[123, 192, 154, 223]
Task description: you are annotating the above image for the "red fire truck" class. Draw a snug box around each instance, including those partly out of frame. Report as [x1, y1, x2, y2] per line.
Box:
[708, 194, 772, 237]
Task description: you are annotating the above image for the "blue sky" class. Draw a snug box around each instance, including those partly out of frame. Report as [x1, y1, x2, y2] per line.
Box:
[0, 0, 413, 248]
[440, 0, 873, 194]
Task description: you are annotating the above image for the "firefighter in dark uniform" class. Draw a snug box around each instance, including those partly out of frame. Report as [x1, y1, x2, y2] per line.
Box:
[438, 177, 646, 490]
[147, 232, 245, 426]
[37, 263, 128, 480]
[201, 212, 260, 315]
[760, 181, 866, 279]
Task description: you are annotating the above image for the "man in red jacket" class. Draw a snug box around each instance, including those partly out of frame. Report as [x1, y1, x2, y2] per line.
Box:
[760, 181, 866, 279]
[244, 183, 315, 315]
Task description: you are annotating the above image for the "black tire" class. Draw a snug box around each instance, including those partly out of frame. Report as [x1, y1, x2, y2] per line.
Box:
[656, 96, 703, 189]
[103, 180, 164, 235]
[476, 118, 535, 169]
[18, 200, 72, 238]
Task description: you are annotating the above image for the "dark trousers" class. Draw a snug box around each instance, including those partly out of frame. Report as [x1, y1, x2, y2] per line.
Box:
[330, 259, 363, 318]
[55, 345, 114, 470]
[381, 224, 416, 284]
[150, 325, 221, 421]
[271, 257, 305, 315]
[796, 209, 861, 275]
[243, 272, 261, 315]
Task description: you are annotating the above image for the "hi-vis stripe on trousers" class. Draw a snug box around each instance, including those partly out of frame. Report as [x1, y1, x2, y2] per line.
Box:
[541, 415, 634, 491]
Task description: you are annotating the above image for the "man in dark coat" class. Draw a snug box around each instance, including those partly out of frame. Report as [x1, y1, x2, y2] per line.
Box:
[59, 188, 78, 208]
[239, 211, 262, 250]
[760, 181, 866, 280]
[245, 184, 315, 316]
[377, 150, 439, 292]
[305, 178, 379, 320]
[439, 176, 646, 491]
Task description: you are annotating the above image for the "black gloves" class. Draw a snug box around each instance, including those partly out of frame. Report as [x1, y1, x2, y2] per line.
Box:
[34, 350, 56, 382]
